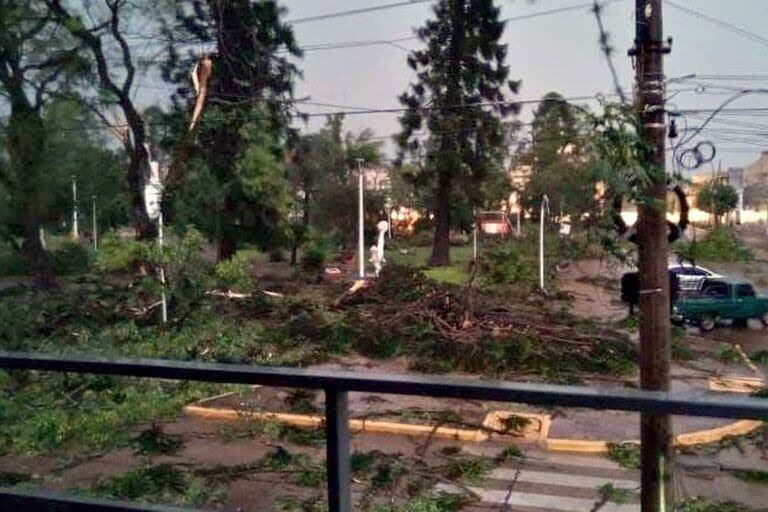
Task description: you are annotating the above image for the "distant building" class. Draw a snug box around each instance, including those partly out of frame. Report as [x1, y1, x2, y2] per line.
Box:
[744, 151, 768, 208]
[508, 164, 532, 191]
[686, 164, 766, 225]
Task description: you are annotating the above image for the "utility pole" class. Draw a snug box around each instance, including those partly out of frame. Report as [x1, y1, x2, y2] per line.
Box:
[356, 158, 365, 279]
[632, 1, 673, 510]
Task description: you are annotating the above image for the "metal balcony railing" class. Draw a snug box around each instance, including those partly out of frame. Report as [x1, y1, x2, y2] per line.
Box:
[0, 351, 766, 512]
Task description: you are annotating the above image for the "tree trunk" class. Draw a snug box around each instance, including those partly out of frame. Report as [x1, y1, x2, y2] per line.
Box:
[21, 220, 54, 289]
[128, 147, 153, 239]
[6, 94, 55, 288]
[430, 171, 451, 266]
[217, 197, 237, 261]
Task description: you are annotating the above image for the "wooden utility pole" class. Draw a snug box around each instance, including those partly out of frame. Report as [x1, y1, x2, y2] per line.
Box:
[632, 1, 673, 510]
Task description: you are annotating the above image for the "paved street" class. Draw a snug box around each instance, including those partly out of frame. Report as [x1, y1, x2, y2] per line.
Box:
[440, 446, 640, 511]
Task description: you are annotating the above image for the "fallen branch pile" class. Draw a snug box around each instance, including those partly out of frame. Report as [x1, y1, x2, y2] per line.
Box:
[340, 265, 637, 379]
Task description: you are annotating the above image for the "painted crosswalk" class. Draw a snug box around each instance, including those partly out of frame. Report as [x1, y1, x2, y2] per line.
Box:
[437, 448, 641, 512]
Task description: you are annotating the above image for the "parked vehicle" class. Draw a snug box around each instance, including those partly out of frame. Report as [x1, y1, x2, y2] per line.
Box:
[672, 278, 768, 331]
[667, 262, 720, 292]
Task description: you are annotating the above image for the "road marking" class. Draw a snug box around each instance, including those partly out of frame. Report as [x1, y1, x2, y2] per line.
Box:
[488, 468, 639, 490]
[436, 483, 639, 512]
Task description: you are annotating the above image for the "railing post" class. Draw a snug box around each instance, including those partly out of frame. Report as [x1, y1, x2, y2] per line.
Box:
[325, 387, 351, 512]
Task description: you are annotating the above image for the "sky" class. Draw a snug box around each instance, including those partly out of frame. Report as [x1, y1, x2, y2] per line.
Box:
[265, 0, 768, 170]
[130, 1, 768, 170]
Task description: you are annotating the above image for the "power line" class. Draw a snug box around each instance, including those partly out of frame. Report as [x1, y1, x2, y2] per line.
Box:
[666, 0, 768, 49]
[287, 0, 433, 25]
[297, 93, 613, 118]
[287, 0, 626, 54]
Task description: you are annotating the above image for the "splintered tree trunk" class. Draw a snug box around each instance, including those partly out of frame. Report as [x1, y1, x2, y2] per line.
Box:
[430, 171, 451, 266]
[128, 149, 152, 239]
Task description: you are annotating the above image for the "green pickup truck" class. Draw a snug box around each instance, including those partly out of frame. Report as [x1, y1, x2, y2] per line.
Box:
[673, 278, 768, 331]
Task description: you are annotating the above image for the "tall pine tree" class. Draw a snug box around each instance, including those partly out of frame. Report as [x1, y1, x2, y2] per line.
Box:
[397, 0, 519, 266]
[162, 0, 301, 259]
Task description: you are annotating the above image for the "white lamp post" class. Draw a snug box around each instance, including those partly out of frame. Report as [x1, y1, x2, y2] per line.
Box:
[356, 158, 365, 279]
[71, 175, 79, 240]
[91, 195, 98, 252]
[539, 194, 550, 293]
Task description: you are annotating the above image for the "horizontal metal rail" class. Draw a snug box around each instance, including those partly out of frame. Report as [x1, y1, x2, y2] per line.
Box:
[0, 489, 198, 512]
[1, 352, 766, 419]
[0, 351, 766, 512]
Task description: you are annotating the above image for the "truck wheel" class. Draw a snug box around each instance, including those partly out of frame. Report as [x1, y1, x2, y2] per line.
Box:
[762, 313, 768, 327]
[699, 315, 716, 332]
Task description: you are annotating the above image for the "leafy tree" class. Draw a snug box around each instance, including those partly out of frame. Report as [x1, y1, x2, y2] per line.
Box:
[696, 181, 738, 226]
[42, 100, 129, 233]
[397, 0, 519, 266]
[161, 0, 301, 260]
[46, 0, 157, 237]
[520, 93, 595, 219]
[529, 92, 579, 169]
[345, 128, 383, 169]
[288, 118, 387, 257]
[0, 1, 88, 286]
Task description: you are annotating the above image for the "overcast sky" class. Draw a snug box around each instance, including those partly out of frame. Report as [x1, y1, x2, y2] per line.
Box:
[268, 0, 768, 169]
[133, 1, 768, 169]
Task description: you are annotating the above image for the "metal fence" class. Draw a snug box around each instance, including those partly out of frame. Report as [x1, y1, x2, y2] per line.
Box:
[0, 351, 766, 512]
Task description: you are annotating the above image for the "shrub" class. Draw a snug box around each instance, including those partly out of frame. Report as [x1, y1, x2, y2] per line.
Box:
[95, 231, 150, 272]
[676, 228, 751, 262]
[214, 251, 256, 293]
[301, 243, 327, 271]
[51, 240, 90, 275]
[479, 244, 538, 286]
[0, 246, 29, 276]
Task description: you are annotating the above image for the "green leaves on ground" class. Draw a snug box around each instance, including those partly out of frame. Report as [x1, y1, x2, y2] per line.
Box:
[607, 442, 640, 470]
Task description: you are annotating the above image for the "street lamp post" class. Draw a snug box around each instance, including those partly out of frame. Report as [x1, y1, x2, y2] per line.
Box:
[91, 195, 98, 252]
[539, 194, 549, 293]
[71, 175, 79, 240]
[356, 158, 365, 279]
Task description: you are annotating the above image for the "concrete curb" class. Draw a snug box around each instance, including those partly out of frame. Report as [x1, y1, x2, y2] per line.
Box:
[546, 419, 764, 454]
[185, 388, 763, 454]
[184, 404, 489, 442]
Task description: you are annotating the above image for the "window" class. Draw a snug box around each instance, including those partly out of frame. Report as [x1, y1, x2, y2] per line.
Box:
[736, 284, 755, 298]
[703, 281, 728, 298]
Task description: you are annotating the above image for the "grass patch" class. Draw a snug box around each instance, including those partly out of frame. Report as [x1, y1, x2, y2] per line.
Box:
[714, 344, 744, 365]
[734, 469, 768, 484]
[497, 445, 524, 461]
[607, 443, 640, 470]
[285, 389, 320, 415]
[500, 414, 532, 435]
[750, 350, 768, 364]
[675, 228, 752, 262]
[296, 465, 327, 487]
[131, 425, 183, 456]
[442, 458, 492, 484]
[89, 464, 225, 507]
[677, 498, 757, 512]
[0, 471, 32, 486]
[371, 462, 407, 490]
[672, 326, 694, 361]
[276, 496, 327, 512]
[372, 493, 467, 512]
[598, 482, 638, 504]
[351, 450, 380, 476]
